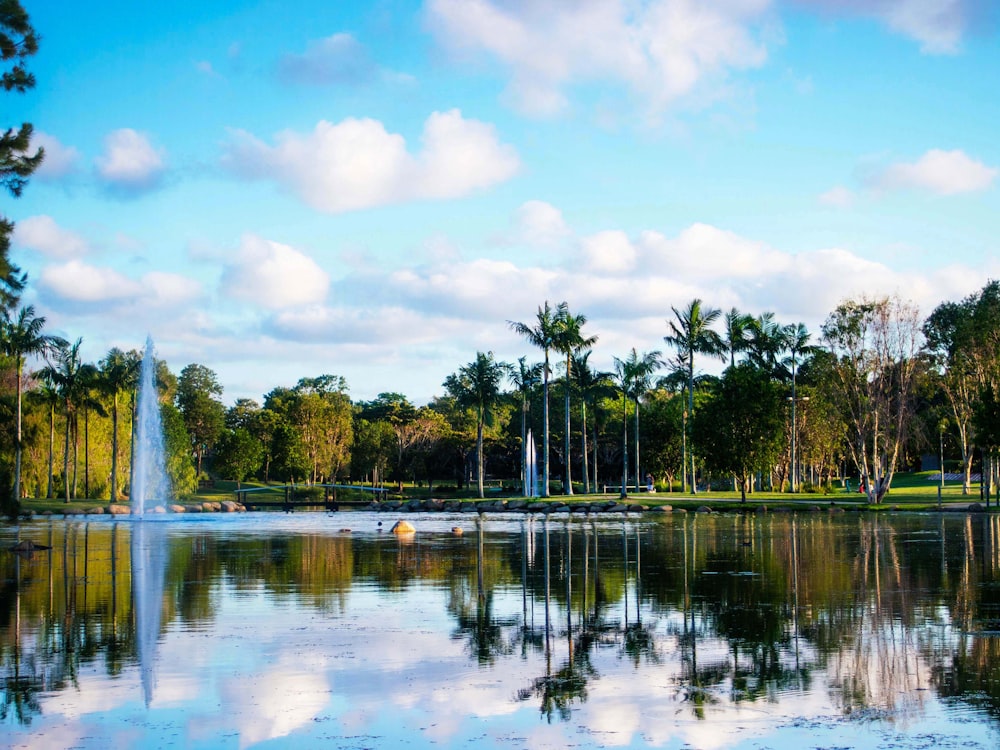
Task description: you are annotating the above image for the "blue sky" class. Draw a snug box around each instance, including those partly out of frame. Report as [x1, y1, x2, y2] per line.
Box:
[8, 0, 1000, 404]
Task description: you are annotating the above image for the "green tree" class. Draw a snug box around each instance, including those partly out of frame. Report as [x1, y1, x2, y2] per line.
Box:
[39, 338, 85, 502]
[821, 295, 923, 503]
[1, 0, 42, 309]
[924, 281, 1000, 493]
[509, 300, 567, 497]
[1, 305, 63, 508]
[290, 376, 353, 483]
[160, 402, 196, 496]
[571, 351, 613, 493]
[100, 347, 139, 501]
[692, 363, 785, 502]
[553, 305, 597, 495]
[781, 322, 816, 492]
[443, 351, 513, 498]
[620, 348, 662, 491]
[723, 307, 752, 367]
[214, 428, 263, 490]
[664, 299, 725, 493]
[176, 363, 225, 478]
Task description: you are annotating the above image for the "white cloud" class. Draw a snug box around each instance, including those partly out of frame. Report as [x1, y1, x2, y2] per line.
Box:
[819, 185, 855, 207]
[222, 110, 519, 213]
[581, 230, 637, 273]
[425, 0, 773, 117]
[13, 215, 89, 258]
[95, 128, 166, 193]
[793, 0, 987, 54]
[38, 261, 200, 308]
[869, 149, 997, 194]
[514, 200, 571, 246]
[220, 234, 329, 309]
[39, 260, 143, 303]
[32, 131, 81, 180]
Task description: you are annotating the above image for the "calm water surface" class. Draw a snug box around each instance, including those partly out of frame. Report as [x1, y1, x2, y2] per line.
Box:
[2, 510, 999, 749]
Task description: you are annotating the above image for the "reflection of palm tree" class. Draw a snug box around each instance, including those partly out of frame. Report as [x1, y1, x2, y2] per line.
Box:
[509, 301, 567, 497]
[664, 300, 725, 493]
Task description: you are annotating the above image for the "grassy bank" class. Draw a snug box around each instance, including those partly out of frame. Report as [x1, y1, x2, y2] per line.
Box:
[10, 471, 994, 518]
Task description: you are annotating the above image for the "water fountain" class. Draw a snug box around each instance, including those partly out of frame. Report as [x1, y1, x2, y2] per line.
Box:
[525, 429, 540, 497]
[131, 336, 171, 515]
[128, 337, 170, 706]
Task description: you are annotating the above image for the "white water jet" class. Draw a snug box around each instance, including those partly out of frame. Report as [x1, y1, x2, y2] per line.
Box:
[129, 336, 172, 707]
[525, 429, 540, 498]
[131, 336, 170, 515]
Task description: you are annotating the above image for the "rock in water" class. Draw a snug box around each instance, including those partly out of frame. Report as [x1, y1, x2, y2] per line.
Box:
[391, 520, 416, 534]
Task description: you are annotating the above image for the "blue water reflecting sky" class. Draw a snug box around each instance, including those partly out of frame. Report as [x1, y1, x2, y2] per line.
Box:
[2, 512, 999, 749]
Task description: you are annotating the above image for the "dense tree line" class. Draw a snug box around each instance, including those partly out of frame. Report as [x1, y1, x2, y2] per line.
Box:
[5, 283, 1000, 514]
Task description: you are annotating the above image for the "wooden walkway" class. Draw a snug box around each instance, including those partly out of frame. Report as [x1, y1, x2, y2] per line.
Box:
[234, 483, 389, 512]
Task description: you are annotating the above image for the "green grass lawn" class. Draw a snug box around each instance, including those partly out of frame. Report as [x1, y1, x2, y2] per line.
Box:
[12, 471, 995, 517]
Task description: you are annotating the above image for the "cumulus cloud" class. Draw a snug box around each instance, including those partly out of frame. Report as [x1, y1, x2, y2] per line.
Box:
[13, 215, 89, 258]
[277, 33, 377, 85]
[425, 0, 772, 117]
[220, 234, 330, 309]
[792, 0, 992, 54]
[95, 128, 167, 194]
[868, 149, 997, 194]
[32, 131, 81, 181]
[222, 110, 519, 213]
[38, 261, 200, 308]
[514, 201, 571, 245]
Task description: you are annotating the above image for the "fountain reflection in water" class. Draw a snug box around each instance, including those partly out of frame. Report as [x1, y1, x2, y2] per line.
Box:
[128, 336, 172, 707]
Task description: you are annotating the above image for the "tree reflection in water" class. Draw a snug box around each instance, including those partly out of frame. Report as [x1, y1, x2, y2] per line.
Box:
[2, 511, 1000, 739]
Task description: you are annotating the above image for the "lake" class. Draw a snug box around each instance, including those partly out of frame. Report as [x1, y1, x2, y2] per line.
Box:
[2, 510, 999, 749]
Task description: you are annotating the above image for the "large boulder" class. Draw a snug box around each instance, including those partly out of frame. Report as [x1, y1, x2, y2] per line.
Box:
[108, 504, 131, 515]
[391, 520, 416, 534]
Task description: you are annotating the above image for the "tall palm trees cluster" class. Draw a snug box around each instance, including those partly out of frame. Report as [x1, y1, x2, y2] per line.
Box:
[0, 305, 142, 511]
[494, 297, 821, 500]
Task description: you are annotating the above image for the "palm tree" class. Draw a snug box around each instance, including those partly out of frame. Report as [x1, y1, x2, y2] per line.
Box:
[41, 338, 85, 503]
[621, 348, 663, 492]
[100, 347, 140, 502]
[746, 312, 784, 376]
[77, 364, 106, 498]
[29, 370, 60, 499]
[511, 357, 543, 496]
[571, 351, 613, 493]
[612, 356, 631, 499]
[554, 306, 598, 495]
[443, 352, 513, 498]
[508, 301, 567, 498]
[1, 305, 65, 505]
[664, 299, 725, 493]
[781, 322, 815, 492]
[723, 307, 752, 367]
